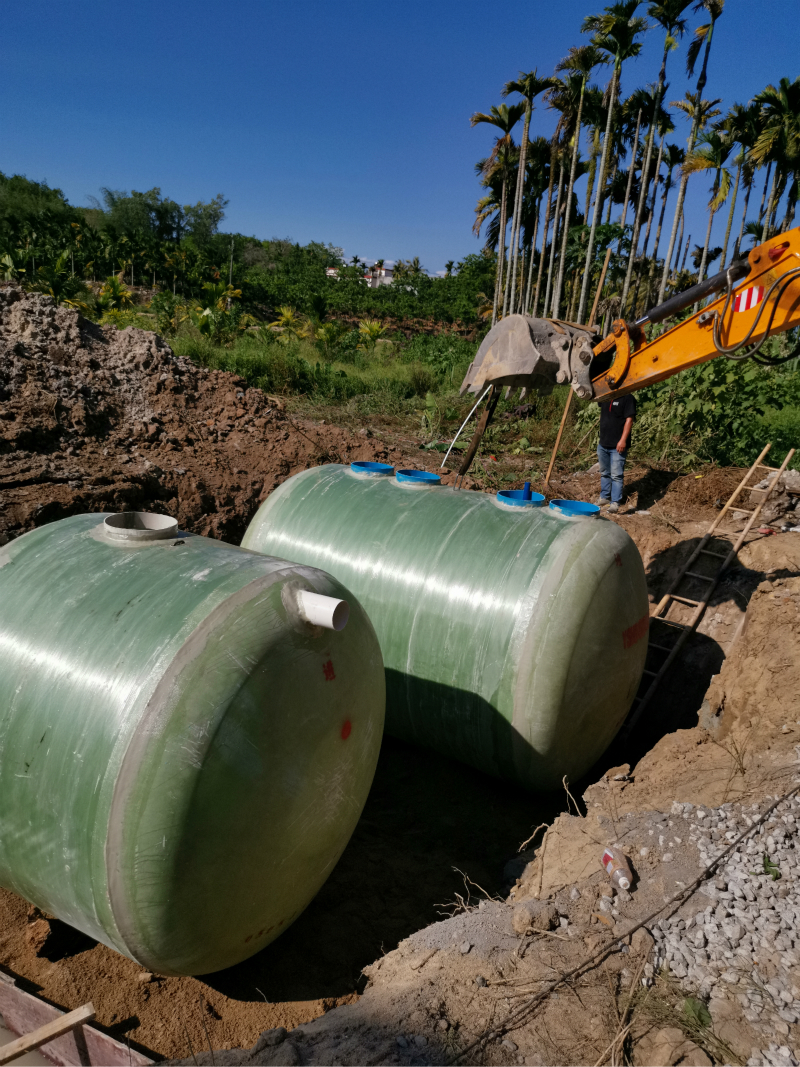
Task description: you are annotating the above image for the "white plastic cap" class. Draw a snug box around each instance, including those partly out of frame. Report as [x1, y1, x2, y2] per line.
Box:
[296, 590, 349, 631]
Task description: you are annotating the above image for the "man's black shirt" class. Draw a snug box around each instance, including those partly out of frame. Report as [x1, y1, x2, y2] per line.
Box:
[599, 395, 636, 449]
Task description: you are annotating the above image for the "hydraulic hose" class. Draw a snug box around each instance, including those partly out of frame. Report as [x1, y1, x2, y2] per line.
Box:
[711, 261, 800, 365]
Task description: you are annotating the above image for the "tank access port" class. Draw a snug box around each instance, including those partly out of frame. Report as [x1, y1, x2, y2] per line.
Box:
[395, 469, 441, 487]
[102, 511, 179, 542]
[349, 461, 395, 477]
[548, 499, 601, 519]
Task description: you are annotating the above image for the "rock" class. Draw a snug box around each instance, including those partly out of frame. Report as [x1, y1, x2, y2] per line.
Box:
[25, 918, 51, 954]
[512, 901, 559, 935]
[396, 1035, 408, 1048]
[137, 971, 154, 983]
[475, 976, 488, 987]
[631, 928, 655, 956]
[251, 1028, 288, 1053]
[639, 1026, 713, 1067]
[413, 1035, 427, 1047]
[459, 941, 472, 954]
[437, 1019, 449, 1031]
[502, 1038, 519, 1052]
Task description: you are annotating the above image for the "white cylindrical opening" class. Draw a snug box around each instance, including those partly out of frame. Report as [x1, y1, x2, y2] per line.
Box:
[103, 512, 179, 542]
[296, 590, 349, 631]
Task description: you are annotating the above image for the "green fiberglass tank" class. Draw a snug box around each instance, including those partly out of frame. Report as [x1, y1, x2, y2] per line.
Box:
[242, 464, 649, 792]
[0, 512, 384, 976]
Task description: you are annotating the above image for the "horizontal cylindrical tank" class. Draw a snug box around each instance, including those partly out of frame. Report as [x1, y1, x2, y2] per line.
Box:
[0, 512, 384, 975]
[242, 466, 649, 791]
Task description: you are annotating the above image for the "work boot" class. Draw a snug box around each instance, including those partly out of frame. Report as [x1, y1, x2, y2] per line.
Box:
[597, 496, 611, 506]
[607, 502, 619, 514]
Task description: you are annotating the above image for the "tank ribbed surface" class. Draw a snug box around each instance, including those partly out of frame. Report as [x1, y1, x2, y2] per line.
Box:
[242, 465, 649, 791]
[0, 513, 384, 975]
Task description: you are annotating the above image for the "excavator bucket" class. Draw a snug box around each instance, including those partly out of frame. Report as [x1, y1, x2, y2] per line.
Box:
[460, 314, 598, 401]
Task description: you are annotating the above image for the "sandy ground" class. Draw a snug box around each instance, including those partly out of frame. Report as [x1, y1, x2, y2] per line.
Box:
[1, 290, 799, 1065]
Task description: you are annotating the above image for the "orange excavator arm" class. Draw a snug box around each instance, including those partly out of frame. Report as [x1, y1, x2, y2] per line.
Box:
[591, 228, 800, 401]
[454, 228, 800, 478]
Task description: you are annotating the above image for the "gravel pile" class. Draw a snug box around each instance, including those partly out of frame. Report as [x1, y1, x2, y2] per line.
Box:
[647, 789, 799, 1061]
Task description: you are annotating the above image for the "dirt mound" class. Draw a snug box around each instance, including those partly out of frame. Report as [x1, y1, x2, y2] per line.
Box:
[0, 288, 423, 545]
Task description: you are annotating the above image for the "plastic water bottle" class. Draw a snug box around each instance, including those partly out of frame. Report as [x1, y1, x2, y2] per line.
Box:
[601, 847, 633, 890]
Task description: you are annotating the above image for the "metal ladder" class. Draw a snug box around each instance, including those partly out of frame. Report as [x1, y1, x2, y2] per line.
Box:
[623, 443, 796, 735]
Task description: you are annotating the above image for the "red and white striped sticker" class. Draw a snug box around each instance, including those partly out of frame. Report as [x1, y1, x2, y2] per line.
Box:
[733, 286, 765, 312]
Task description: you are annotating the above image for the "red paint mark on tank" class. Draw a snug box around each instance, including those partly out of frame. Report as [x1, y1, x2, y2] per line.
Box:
[341, 720, 352, 740]
[323, 659, 336, 681]
[244, 934, 252, 943]
[622, 614, 650, 649]
[614, 553, 623, 567]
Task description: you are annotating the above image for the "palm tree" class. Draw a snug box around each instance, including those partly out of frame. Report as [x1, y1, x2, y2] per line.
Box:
[752, 77, 800, 237]
[543, 149, 567, 316]
[533, 138, 560, 316]
[638, 115, 674, 264]
[659, 92, 721, 287]
[522, 138, 552, 312]
[715, 103, 755, 266]
[653, 144, 683, 260]
[471, 103, 525, 323]
[618, 96, 644, 235]
[501, 71, 556, 317]
[550, 46, 604, 318]
[640, 141, 684, 307]
[657, 0, 725, 303]
[444, 260, 454, 276]
[577, 0, 648, 324]
[684, 128, 732, 285]
[728, 103, 761, 260]
[619, 0, 691, 309]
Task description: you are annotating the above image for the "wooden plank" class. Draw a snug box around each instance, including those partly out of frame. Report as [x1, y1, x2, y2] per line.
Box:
[0, 1005, 95, 1065]
[0, 975, 153, 1067]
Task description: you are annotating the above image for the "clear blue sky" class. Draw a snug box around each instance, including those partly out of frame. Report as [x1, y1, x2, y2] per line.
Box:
[3, 1, 796, 274]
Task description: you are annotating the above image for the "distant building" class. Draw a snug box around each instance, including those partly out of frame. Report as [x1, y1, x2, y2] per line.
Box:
[364, 266, 393, 288]
[325, 264, 394, 286]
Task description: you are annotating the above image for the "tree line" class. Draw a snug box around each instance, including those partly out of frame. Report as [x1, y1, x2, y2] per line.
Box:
[0, 174, 494, 332]
[473, 0, 799, 333]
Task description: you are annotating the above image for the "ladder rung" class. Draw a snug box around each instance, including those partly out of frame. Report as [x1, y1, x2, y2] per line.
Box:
[730, 507, 754, 514]
[648, 643, 674, 653]
[642, 669, 659, 677]
[756, 464, 779, 471]
[699, 549, 728, 558]
[651, 617, 690, 630]
[685, 570, 716, 581]
[665, 594, 701, 606]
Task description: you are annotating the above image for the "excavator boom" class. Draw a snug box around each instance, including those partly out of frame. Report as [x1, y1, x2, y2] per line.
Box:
[455, 228, 800, 477]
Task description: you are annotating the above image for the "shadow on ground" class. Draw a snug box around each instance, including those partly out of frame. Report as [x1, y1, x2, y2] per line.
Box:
[201, 736, 564, 1006]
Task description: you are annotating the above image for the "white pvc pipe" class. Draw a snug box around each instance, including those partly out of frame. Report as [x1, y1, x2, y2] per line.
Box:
[296, 590, 349, 631]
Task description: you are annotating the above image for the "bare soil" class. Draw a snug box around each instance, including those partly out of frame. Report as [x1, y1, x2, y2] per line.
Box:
[1, 290, 799, 1065]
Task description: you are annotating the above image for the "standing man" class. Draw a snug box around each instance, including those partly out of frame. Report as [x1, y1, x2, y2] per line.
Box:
[597, 395, 636, 513]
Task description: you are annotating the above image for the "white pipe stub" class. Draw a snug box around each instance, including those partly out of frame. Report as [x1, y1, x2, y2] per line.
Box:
[296, 590, 349, 631]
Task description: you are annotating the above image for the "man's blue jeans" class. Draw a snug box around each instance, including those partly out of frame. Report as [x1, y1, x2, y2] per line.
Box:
[597, 444, 628, 504]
